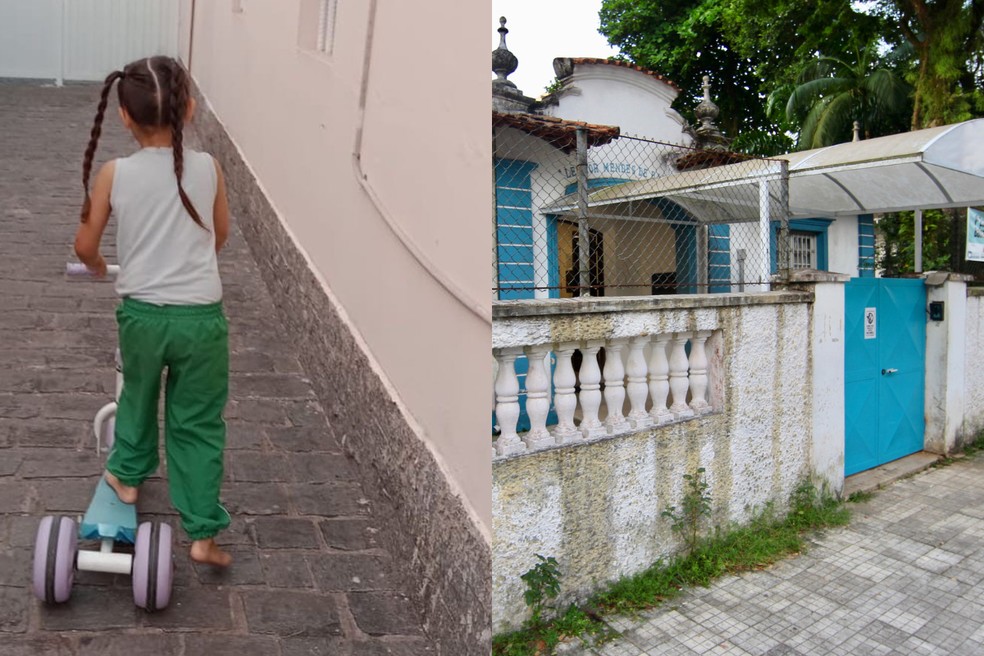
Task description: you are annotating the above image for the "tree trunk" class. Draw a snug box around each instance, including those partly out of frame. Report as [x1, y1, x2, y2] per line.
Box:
[911, 45, 930, 130]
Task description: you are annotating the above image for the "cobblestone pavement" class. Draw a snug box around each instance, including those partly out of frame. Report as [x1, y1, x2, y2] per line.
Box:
[566, 456, 984, 656]
[0, 82, 434, 655]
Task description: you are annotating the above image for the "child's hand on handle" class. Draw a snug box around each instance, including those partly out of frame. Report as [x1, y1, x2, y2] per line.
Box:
[88, 255, 108, 278]
[65, 261, 119, 280]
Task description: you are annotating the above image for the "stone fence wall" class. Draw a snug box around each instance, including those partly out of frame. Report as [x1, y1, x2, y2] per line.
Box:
[963, 287, 984, 439]
[491, 287, 844, 630]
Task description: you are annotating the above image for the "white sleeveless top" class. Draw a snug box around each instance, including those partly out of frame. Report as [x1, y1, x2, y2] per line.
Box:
[111, 147, 222, 305]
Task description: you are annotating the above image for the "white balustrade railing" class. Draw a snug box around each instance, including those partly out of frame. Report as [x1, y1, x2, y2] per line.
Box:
[493, 330, 718, 457]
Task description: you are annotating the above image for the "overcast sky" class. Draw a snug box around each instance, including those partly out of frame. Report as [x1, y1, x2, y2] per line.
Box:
[490, 0, 619, 99]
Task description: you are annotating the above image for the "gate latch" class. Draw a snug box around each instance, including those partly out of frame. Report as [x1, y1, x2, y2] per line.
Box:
[881, 368, 898, 375]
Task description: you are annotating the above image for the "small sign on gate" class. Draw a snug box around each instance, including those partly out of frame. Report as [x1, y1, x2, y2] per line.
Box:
[967, 208, 984, 263]
[864, 307, 877, 339]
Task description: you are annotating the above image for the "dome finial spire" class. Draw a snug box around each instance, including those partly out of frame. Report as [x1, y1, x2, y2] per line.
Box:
[492, 17, 519, 89]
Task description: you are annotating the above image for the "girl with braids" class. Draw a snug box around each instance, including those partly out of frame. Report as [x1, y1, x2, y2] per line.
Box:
[73, 56, 233, 567]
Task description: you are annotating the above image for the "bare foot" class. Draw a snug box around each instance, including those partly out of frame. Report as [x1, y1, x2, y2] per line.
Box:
[190, 539, 232, 567]
[104, 471, 138, 504]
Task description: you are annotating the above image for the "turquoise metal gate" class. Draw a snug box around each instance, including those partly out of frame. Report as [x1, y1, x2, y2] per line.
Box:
[844, 278, 926, 476]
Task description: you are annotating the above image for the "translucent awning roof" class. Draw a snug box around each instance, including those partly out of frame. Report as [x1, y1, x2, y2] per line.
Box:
[542, 119, 984, 223]
[543, 158, 784, 225]
[781, 119, 984, 217]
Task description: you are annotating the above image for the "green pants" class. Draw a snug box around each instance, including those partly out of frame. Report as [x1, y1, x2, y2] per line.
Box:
[107, 298, 231, 540]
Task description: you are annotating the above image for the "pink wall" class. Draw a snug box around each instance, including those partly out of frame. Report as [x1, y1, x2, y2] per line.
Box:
[180, 0, 491, 533]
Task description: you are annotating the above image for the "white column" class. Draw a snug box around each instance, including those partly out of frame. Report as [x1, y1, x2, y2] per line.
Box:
[532, 212, 550, 299]
[805, 276, 849, 495]
[552, 343, 581, 444]
[578, 340, 606, 439]
[914, 208, 923, 273]
[757, 179, 772, 291]
[925, 275, 970, 455]
[494, 347, 525, 456]
[648, 334, 673, 424]
[603, 338, 630, 434]
[625, 336, 652, 429]
[668, 333, 694, 419]
[689, 330, 711, 414]
[523, 345, 554, 449]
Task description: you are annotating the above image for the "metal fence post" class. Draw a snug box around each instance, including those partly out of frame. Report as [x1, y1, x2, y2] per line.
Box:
[697, 225, 709, 293]
[576, 128, 590, 296]
[778, 159, 790, 280]
[492, 128, 499, 298]
[914, 208, 923, 273]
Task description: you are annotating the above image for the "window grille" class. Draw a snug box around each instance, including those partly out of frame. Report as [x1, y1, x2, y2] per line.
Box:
[316, 0, 338, 54]
[298, 0, 338, 54]
[791, 231, 817, 269]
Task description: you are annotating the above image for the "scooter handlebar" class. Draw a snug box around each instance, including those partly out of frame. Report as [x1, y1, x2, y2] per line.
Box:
[65, 262, 120, 279]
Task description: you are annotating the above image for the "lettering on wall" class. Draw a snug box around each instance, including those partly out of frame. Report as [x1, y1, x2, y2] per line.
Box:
[560, 161, 654, 179]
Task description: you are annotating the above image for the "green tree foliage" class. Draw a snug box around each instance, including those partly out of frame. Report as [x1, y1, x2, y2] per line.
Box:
[786, 44, 912, 148]
[873, 0, 984, 128]
[599, 0, 984, 140]
[599, 0, 768, 139]
[720, 0, 884, 87]
[877, 210, 953, 275]
[598, 0, 891, 155]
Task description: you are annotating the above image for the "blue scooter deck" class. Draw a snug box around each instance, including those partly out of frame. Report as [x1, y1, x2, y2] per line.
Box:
[80, 477, 137, 544]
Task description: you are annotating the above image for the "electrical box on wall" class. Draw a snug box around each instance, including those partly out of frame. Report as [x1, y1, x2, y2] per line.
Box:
[929, 301, 945, 321]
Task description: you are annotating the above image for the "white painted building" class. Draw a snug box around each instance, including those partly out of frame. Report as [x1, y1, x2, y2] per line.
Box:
[491, 28, 882, 300]
[542, 57, 690, 147]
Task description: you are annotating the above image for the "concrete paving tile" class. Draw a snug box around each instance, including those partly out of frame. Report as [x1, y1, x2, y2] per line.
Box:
[309, 553, 400, 593]
[242, 589, 342, 637]
[320, 518, 379, 551]
[282, 637, 352, 656]
[38, 585, 139, 631]
[259, 550, 315, 588]
[0, 635, 76, 656]
[78, 634, 183, 656]
[181, 634, 282, 656]
[351, 638, 437, 655]
[348, 591, 424, 637]
[251, 516, 321, 549]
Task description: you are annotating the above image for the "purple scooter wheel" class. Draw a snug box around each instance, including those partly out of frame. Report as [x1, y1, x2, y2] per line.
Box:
[32, 515, 77, 604]
[132, 522, 173, 611]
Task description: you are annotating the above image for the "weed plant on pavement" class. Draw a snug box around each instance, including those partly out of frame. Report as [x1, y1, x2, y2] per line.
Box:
[492, 479, 850, 656]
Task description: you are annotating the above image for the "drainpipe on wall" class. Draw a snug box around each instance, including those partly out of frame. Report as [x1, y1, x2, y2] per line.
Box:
[187, 0, 196, 73]
[351, 0, 490, 324]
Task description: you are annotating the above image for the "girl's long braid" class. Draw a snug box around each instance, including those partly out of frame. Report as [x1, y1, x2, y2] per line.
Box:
[165, 61, 204, 228]
[80, 70, 124, 222]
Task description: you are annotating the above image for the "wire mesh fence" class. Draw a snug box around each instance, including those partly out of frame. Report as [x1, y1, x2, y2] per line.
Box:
[493, 114, 791, 300]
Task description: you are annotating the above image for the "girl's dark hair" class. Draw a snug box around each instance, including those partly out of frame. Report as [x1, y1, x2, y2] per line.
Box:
[80, 56, 204, 229]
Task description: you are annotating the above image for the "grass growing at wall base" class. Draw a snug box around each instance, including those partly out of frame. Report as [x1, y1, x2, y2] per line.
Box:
[932, 431, 984, 469]
[491, 483, 851, 656]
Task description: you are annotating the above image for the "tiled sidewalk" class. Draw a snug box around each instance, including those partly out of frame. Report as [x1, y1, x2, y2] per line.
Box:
[0, 82, 433, 655]
[567, 456, 984, 655]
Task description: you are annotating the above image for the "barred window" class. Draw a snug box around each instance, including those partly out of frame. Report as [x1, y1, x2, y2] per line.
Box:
[298, 0, 338, 55]
[791, 231, 817, 269]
